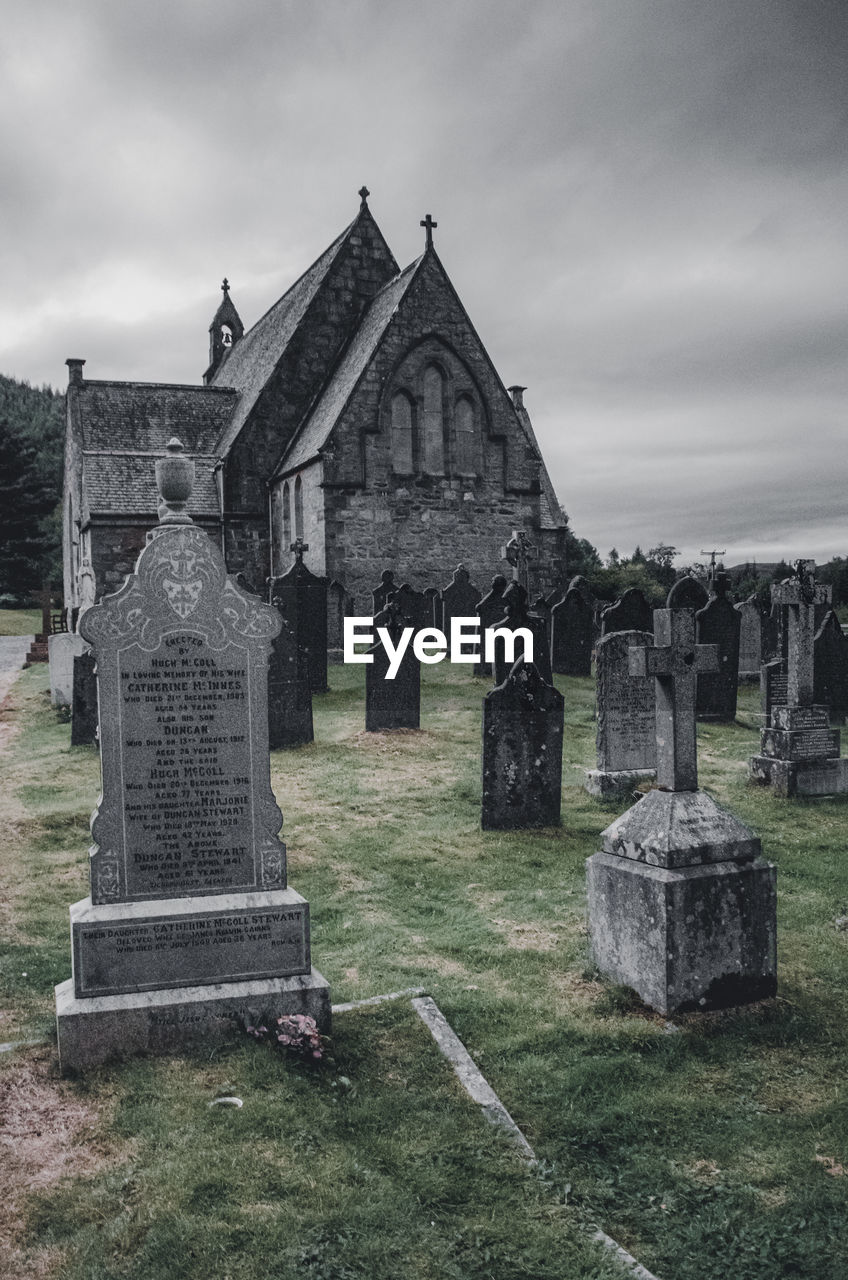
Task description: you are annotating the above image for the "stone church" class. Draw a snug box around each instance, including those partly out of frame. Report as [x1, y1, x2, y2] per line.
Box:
[62, 190, 567, 615]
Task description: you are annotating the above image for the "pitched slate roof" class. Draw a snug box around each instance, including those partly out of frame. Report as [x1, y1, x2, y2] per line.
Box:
[75, 380, 235, 517]
[209, 223, 353, 455]
[278, 259, 421, 474]
[83, 451, 220, 517]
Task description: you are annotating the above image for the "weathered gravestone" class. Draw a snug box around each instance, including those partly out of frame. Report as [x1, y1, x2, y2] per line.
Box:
[70, 650, 98, 747]
[668, 575, 709, 613]
[491, 583, 553, 686]
[49, 632, 89, 707]
[551, 587, 593, 676]
[814, 610, 848, 724]
[695, 572, 741, 721]
[750, 562, 848, 796]
[587, 597, 777, 1014]
[372, 569, 397, 615]
[268, 539, 328, 694]
[393, 582, 431, 631]
[532, 594, 553, 653]
[585, 631, 656, 797]
[599, 588, 652, 636]
[365, 599, 421, 731]
[481, 659, 563, 829]
[735, 595, 764, 681]
[55, 440, 329, 1071]
[474, 574, 508, 676]
[327, 580, 352, 663]
[424, 587, 440, 627]
[267, 609, 313, 749]
[440, 564, 482, 635]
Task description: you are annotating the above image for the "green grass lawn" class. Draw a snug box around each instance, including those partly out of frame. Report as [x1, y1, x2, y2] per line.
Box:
[0, 607, 40, 635]
[1, 664, 846, 1279]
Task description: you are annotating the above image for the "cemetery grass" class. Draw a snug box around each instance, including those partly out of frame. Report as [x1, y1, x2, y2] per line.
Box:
[0, 672, 845, 1278]
[0, 607, 40, 635]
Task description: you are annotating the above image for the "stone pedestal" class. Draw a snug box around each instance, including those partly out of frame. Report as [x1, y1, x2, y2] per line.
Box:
[587, 788, 777, 1014]
[749, 704, 848, 796]
[584, 767, 656, 799]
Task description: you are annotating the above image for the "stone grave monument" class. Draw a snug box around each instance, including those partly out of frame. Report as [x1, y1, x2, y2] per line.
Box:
[474, 574, 508, 676]
[440, 564, 482, 635]
[814, 610, 848, 724]
[749, 562, 848, 796]
[481, 659, 563, 829]
[372, 569, 397, 615]
[695, 572, 741, 721]
[268, 539, 328, 694]
[327, 579, 353, 664]
[366, 598, 421, 731]
[735, 595, 764, 682]
[55, 440, 329, 1071]
[585, 630, 656, 797]
[587, 592, 777, 1014]
[551, 586, 593, 676]
[599, 588, 652, 636]
[49, 632, 89, 708]
[70, 650, 98, 747]
[393, 582, 431, 631]
[491, 583, 553, 686]
[267, 606, 313, 749]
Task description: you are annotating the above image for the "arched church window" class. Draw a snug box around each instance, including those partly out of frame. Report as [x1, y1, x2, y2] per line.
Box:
[390, 392, 414, 473]
[294, 475, 303, 541]
[421, 365, 445, 474]
[282, 481, 291, 548]
[455, 396, 478, 475]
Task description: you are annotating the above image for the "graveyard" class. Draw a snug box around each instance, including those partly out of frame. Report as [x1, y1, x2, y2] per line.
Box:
[1, 644, 847, 1279]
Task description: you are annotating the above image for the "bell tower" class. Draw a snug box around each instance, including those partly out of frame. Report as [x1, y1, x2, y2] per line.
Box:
[203, 278, 244, 383]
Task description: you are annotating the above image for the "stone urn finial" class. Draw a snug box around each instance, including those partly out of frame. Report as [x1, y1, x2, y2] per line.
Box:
[155, 438, 195, 525]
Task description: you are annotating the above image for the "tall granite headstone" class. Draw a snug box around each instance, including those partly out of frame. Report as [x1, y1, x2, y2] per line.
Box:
[585, 631, 656, 797]
[372, 569, 397, 615]
[481, 660, 564, 829]
[750, 562, 848, 795]
[599, 588, 652, 636]
[267, 609, 313, 749]
[735, 596, 764, 681]
[55, 440, 329, 1071]
[814, 610, 848, 725]
[474, 574, 508, 677]
[551, 587, 593, 676]
[440, 564, 482, 635]
[70, 650, 98, 747]
[365, 600, 421, 731]
[268, 539, 328, 694]
[695, 572, 741, 721]
[587, 597, 777, 1014]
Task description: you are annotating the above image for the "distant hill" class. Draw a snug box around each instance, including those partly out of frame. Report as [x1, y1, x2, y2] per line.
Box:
[0, 374, 64, 602]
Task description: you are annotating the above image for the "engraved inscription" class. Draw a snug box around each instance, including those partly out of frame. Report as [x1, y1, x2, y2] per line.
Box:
[596, 631, 656, 772]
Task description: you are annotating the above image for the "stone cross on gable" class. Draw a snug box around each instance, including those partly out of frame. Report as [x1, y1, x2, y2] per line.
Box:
[771, 560, 830, 707]
[420, 213, 437, 249]
[290, 538, 308, 564]
[630, 606, 719, 791]
[501, 530, 536, 594]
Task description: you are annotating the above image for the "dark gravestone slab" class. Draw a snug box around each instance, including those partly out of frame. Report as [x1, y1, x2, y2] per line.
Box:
[372, 569, 397, 615]
[600, 588, 652, 636]
[56, 443, 329, 1072]
[533, 595, 553, 654]
[551, 588, 593, 676]
[735, 597, 764, 677]
[814, 610, 848, 724]
[567, 574, 594, 605]
[440, 564, 482, 635]
[491, 583, 552, 686]
[545, 586, 565, 609]
[424, 587, 440, 627]
[585, 631, 655, 795]
[696, 579, 740, 722]
[474, 574, 508, 677]
[268, 613, 313, 749]
[481, 659, 563, 829]
[393, 582, 431, 631]
[70, 650, 98, 746]
[327, 580, 352, 654]
[269, 546, 328, 694]
[365, 602, 420, 731]
[667, 576, 709, 612]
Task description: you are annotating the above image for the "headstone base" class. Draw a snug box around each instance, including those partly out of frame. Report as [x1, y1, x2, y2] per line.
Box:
[748, 754, 848, 797]
[55, 968, 331, 1073]
[584, 768, 656, 799]
[587, 851, 777, 1015]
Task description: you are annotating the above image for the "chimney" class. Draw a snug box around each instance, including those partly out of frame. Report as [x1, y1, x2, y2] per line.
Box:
[508, 385, 527, 410]
[66, 358, 86, 387]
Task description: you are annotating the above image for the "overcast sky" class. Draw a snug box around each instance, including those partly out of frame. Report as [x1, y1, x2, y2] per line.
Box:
[3, 0, 847, 569]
